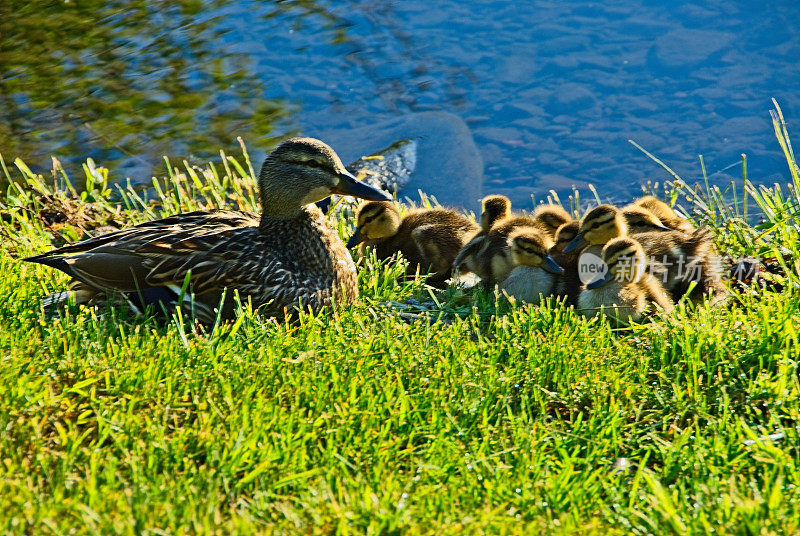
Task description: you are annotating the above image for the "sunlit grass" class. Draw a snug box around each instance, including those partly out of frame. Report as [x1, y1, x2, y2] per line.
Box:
[1, 106, 799, 534]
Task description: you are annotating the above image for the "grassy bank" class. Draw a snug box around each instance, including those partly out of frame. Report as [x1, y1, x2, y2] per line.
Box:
[1, 110, 799, 534]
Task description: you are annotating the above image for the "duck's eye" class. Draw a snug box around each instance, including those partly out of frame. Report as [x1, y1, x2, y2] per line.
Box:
[305, 159, 323, 168]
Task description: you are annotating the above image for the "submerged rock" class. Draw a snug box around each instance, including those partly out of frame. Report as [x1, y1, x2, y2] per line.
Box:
[311, 111, 483, 209]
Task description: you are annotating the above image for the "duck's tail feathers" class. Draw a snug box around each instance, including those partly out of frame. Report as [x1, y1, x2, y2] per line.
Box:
[23, 252, 74, 276]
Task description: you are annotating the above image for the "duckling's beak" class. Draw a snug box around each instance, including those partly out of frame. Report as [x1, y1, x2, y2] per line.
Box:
[563, 232, 587, 253]
[332, 170, 392, 201]
[586, 270, 614, 289]
[654, 225, 673, 232]
[543, 256, 565, 275]
[346, 228, 364, 249]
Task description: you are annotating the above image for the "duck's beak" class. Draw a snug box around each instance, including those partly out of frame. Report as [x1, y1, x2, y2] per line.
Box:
[586, 270, 614, 289]
[654, 224, 673, 231]
[333, 170, 392, 201]
[563, 232, 587, 253]
[543, 255, 565, 275]
[346, 228, 364, 249]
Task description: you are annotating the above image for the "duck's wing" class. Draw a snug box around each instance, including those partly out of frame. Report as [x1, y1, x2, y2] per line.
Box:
[24, 210, 258, 269]
[24, 209, 261, 293]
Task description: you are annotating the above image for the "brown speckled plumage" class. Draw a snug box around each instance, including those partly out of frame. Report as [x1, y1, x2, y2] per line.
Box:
[24, 137, 390, 322]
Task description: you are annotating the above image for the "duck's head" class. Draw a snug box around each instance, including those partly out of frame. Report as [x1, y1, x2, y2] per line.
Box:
[564, 204, 627, 253]
[553, 221, 580, 253]
[586, 237, 646, 289]
[632, 196, 675, 217]
[533, 204, 572, 235]
[508, 228, 564, 274]
[480, 195, 512, 231]
[622, 206, 672, 233]
[633, 196, 692, 231]
[258, 137, 391, 218]
[346, 201, 401, 248]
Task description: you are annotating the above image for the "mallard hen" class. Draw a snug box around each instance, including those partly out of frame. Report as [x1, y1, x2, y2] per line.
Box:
[24, 137, 392, 322]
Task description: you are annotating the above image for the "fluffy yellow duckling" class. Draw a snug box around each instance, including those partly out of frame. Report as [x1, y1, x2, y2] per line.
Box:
[631, 195, 694, 232]
[453, 195, 511, 276]
[577, 237, 674, 325]
[531, 204, 573, 239]
[636, 226, 728, 304]
[563, 204, 629, 256]
[565, 204, 725, 304]
[474, 214, 545, 286]
[500, 228, 565, 304]
[479, 195, 513, 231]
[347, 201, 479, 288]
[621, 206, 673, 234]
[552, 220, 580, 254]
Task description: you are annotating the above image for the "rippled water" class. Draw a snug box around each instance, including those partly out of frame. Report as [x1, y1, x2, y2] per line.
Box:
[2, 0, 798, 208]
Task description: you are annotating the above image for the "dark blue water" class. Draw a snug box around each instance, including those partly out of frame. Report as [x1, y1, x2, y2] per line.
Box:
[2, 0, 798, 208]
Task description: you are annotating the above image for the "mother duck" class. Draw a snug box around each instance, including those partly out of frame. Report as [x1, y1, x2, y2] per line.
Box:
[24, 137, 392, 322]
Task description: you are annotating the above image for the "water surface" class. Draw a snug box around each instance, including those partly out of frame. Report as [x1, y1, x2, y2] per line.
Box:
[2, 0, 798, 208]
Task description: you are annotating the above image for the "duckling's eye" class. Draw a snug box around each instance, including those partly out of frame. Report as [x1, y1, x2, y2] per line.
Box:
[305, 159, 322, 168]
[361, 212, 381, 225]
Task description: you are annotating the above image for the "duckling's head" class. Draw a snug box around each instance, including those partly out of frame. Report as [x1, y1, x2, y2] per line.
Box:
[586, 237, 646, 289]
[347, 201, 401, 248]
[633, 195, 692, 231]
[553, 221, 580, 253]
[480, 195, 511, 231]
[258, 137, 391, 219]
[622, 206, 672, 233]
[533, 204, 572, 235]
[508, 228, 564, 274]
[632, 195, 675, 216]
[564, 204, 627, 253]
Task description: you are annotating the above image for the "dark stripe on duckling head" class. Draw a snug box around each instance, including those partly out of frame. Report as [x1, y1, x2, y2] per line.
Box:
[622, 207, 672, 232]
[356, 202, 390, 225]
[554, 221, 580, 245]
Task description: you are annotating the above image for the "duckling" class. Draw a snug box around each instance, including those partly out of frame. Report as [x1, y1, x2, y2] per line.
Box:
[475, 214, 545, 287]
[563, 204, 629, 256]
[631, 195, 694, 232]
[564, 204, 725, 304]
[453, 194, 511, 276]
[347, 201, 479, 288]
[552, 220, 580, 254]
[24, 137, 392, 322]
[500, 228, 565, 304]
[621, 206, 673, 234]
[550, 220, 582, 306]
[636, 226, 728, 304]
[577, 237, 674, 325]
[531, 204, 573, 239]
[479, 195, 513, 231]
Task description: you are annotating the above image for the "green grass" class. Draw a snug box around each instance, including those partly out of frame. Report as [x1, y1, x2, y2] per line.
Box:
[1, 106, 799, 535]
